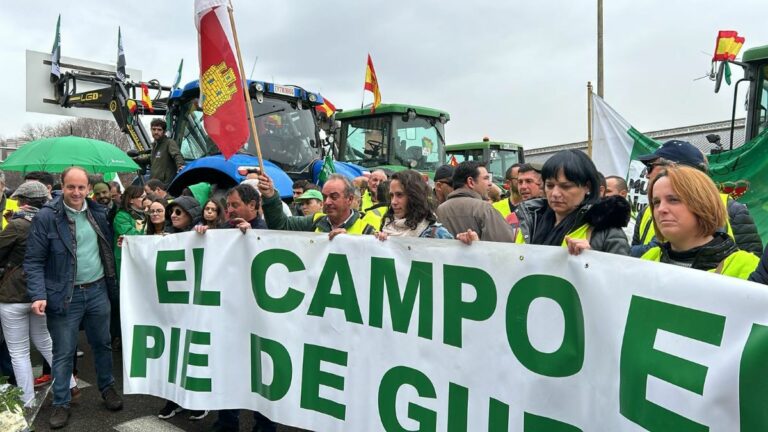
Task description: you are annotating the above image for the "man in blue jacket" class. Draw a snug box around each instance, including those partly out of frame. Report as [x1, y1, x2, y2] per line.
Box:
[25, 166, 123, 429]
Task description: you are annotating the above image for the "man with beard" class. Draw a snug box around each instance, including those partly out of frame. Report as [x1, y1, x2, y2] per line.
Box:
[92, 181, 117, 223]
[436, 161, 515, 242]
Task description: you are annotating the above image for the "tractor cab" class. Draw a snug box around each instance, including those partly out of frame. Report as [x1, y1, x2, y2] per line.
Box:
[335, 104, 449, 175]
[445, 139, 525, 185]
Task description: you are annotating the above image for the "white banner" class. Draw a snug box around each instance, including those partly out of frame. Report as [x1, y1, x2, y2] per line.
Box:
[121, 230, 768, 431]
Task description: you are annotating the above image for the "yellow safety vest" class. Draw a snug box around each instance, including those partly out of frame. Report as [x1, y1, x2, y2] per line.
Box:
[492, 198, 513, 220]
[1, 198, 19, 230]
[361, 190, 374, 214]
[641, 247, 758, 280]
[639, 193, 733, 244]
[361, 207, 385, 232]
[312, 212, 375, 235]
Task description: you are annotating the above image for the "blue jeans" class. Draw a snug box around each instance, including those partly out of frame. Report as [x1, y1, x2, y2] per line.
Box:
[46, 279, 115, 407]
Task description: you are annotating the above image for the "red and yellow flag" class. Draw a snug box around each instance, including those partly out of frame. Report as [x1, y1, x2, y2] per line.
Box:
[713, 30, 745, 62]
[140, 83, 154, 113]
[364, 54, 381, 113]
[315, 97, 336, 118]
[195, 0, 249, 160]
[448, 155, 459, 167]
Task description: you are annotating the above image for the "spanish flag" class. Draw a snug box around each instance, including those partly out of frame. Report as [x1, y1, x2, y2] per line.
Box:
[315, 97, 336, 118]
[140, 83, 154, 113]
[364, 54, 381, 113]
[713, 30, 744, 62]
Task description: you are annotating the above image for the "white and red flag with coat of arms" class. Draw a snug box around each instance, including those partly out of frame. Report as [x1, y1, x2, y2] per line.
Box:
[195, 0, 249, 159]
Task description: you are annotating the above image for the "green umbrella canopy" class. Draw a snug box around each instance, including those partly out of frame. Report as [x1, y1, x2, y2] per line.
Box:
[0, 136, 140, 174]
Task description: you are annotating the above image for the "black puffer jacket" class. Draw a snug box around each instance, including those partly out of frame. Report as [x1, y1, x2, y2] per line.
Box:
[727, 198, 763, 255]
[516, 196, 631, 255]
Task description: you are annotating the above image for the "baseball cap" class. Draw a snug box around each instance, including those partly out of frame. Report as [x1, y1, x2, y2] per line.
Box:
[11, 181, 50, 199]
[434, 164, 455, 182]
[637, 140, 705, 169]
[295, 189, 323, 201]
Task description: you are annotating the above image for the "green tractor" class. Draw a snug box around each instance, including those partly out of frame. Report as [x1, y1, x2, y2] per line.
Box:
[717, 43, 768, 147]
[740, 45, 768, 142]
[334, 104, 449, 177]
[445, 138, 525, 186]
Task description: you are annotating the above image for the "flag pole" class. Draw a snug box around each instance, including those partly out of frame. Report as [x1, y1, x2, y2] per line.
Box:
[227, 1, 264, 173]
[587, 81, 593, 158]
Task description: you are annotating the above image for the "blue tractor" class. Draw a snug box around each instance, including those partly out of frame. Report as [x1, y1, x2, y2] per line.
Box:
[165, 80, 365, 197]
[50, 65, 365, 198]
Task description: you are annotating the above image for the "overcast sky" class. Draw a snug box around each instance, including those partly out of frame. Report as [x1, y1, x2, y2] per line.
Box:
[1, 0, 764, 149]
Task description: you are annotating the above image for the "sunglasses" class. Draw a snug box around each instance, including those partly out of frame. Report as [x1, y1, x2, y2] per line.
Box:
[171, 208, 185, 216]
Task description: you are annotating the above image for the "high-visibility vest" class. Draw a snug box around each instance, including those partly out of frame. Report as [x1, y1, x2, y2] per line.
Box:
[312, 212, 375, 235]
[641, 247, 758, 280]
[639, 193, 733, 244]
[515, 222, 591, 247]
[1, 198, 19, 230]
[561, 224, 590, 247]
[361, 207, 385, 231]
[492, 198, 513, 219]
[361, 190, 374, 214]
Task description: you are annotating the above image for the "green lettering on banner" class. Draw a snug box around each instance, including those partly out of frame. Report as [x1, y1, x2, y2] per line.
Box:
[180, 330, 212, 392]
[739, 323, 768, 428]
[447, 383, 468, 432]
[168, 327, 181, 384]
[620, 295, 725, 431]
[191, 248, 220, 306]
[524, 412, 582, 432]
[443, 265, 497, 348]
[308, 254, 363, 324]
[300, 343, 348, 420]
[250, 333, 292, 401]
[156, 250, 189, 304]
[378, 366, 437, 432]
[251, 249, 306, 313]
[369, 258, 433, 339]
[129, 325, 164, 378]
[506, 275, 584, 377]
[488, 398, 510, 431]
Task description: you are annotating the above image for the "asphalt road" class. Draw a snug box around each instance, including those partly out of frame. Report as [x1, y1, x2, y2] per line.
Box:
[29, 332, 308, 432]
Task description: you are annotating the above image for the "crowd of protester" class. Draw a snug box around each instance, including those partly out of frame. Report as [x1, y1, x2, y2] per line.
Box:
[1, 137, 767, 431]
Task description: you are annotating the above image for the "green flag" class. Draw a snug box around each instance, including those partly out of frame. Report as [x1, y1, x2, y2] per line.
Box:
[50, 14, 61, 82]
[318, 154, 336, 184]
[724, 62, 733, 85]
[172, 58, 183, 89]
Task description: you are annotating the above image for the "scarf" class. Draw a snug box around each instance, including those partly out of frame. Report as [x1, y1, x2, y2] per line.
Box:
[382, 218, 430, 238]
[530, 206, 582, 246]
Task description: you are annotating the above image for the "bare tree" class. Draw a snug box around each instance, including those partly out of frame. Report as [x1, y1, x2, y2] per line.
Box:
[19, 118, 133, 150]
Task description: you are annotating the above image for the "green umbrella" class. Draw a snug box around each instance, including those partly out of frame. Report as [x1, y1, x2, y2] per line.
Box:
[0, 136, 140, 174]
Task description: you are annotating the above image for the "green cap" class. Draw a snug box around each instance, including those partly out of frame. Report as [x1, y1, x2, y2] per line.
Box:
[295, 189, 323, 201]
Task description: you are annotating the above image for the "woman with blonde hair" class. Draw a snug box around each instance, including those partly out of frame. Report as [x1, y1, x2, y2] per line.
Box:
[641, 164, 758, 278]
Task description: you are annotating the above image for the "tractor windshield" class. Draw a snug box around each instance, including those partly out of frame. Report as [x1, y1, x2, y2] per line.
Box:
[341, 114, 444, 170]
[391, 116, 444, 171]
[175, 97, 320, 172]
[487, 149, 522, 184]
[757, 64, 768, 137]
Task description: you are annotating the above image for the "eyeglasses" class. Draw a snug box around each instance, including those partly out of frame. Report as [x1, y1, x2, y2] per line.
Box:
[146, 209, 164, 215]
